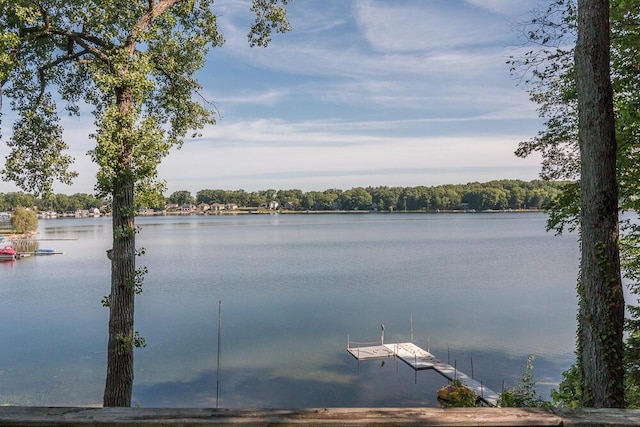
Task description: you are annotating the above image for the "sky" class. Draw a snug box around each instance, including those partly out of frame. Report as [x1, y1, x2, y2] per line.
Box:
[0, 0, 549, 196]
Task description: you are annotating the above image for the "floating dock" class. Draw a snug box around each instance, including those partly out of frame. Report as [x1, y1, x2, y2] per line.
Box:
[347, 341, 500, 407]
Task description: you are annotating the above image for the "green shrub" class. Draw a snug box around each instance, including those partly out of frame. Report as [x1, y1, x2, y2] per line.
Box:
[499, 355, 550, 408]
[10, 206, 38, 234]
[438, 380, 480, 408]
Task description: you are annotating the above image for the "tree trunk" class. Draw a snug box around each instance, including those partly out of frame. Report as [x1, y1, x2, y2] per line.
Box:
[103, 177, 136, 407]
[103, 87, 137, 407]
[575, 0, 625, 408]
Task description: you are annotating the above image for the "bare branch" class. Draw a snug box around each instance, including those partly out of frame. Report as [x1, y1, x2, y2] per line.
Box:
[153, 61, 218, 120]
[127, 0, 182, 53]
[35, 49, 91, 104]
[35, 0, 50, 29]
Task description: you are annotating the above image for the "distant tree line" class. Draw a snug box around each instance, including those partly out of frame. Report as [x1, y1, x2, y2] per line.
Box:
[165, 179, 563, 212]
[0, 192, 106, 212]
[0, 180, 564, 213]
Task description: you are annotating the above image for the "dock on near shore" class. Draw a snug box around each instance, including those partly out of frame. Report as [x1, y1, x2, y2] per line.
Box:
[347, 341, 500, 407]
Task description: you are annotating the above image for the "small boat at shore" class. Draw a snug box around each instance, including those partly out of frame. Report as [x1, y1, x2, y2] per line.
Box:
[34, 248, 56, 255]
[0, 246, 17, 261]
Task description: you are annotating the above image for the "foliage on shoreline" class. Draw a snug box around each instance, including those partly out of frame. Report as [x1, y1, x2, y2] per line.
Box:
[0, 179, 564, 213]
[437, 380, 481, 408]
[0, 192, 106, 213]
[166, 179, 564, 212]
[499, 356, 551, 408]
[10, 206, 38, 234]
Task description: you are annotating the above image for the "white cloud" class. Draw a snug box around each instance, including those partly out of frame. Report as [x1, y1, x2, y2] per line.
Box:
[355, 1, 508, 52]
[157, 117, 542, 194]
[216, 88, 290, 106]
[465, 0, 535, 18]
[202, 1, 533, 124]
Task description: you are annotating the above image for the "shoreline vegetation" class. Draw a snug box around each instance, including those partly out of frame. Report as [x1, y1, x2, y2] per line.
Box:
[153, 207, 544, 216]
[0, 179, 564, 218]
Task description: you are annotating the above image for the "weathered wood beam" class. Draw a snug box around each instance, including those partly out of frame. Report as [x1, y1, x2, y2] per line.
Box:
[0, 407, 639, 426]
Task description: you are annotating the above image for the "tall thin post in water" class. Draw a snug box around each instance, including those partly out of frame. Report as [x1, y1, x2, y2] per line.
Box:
[216, 300, 222, 408]
[410, 313, 413, 343]
[471, 357, 474, 379]
[395, 343, 399, 371]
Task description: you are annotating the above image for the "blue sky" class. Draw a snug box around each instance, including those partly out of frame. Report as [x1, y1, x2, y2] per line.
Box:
[1, 0, 548, 195]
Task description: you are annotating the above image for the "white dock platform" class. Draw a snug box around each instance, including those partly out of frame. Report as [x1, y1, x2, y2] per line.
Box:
[346, 345, 395, 360]
[347, 341, 500, 407]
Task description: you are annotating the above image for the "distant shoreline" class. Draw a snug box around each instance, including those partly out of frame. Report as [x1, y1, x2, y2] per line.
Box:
[152, 208, 544, 217]
[1, 208, 546, 221]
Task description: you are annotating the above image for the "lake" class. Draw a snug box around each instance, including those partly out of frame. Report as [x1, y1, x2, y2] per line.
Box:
[0, 212, 579, 407]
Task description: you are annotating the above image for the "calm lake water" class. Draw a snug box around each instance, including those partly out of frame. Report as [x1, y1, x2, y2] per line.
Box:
[0, 212, 579, 407]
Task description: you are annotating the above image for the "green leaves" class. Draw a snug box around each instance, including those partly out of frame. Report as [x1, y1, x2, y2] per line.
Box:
[10, 205, 38, 234]
[2, 94, 78, 198]
[115, 331, 147, 351]
[0, 1, 213, 198]
[132, 266, 147, 295]
[551, 362, 582, 408]
[499, 355, 551, 408]
[2, 0, 291, 199]
[249, 0, 291, 47]
[509, 0, 579, 185]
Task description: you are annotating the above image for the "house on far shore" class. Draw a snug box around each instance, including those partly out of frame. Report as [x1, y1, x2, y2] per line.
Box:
[210, 203, 225, 212]
[165, 203, 179, 211]
[181, 204, 196, 213]
[225, 203, 238, 211]
[198, 203, 210, 212]
[262, 201, 279, 210]
[138, 208, 156, 216]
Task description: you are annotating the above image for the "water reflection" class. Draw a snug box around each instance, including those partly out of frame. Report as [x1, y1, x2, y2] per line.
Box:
[131, 349, 572, 408]
[1, 213, 579, 407]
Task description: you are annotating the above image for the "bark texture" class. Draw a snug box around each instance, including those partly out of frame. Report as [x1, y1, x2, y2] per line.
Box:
[575, 0, 625, 408]
[103, 88, 137, 407]
[103, 178, 136, 407]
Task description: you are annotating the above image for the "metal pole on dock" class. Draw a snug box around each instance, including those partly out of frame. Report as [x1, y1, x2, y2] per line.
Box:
[410, 313, 413, 343]
[395, 343, 399, 371]
[216, 300, 222, 409]
[471, 357, 474, 379]
[380, 324, 385, 345]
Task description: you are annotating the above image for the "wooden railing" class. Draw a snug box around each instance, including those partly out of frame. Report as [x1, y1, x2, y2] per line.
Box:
[1, 407, 640, 426]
